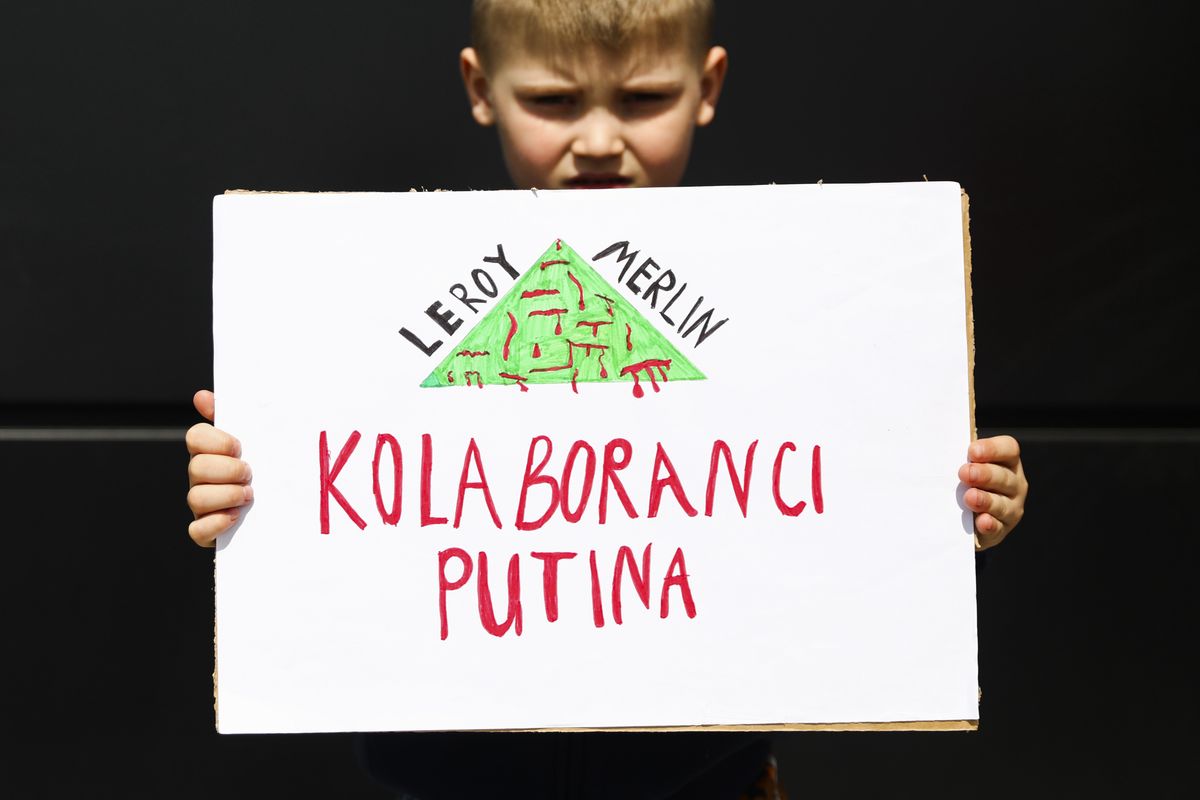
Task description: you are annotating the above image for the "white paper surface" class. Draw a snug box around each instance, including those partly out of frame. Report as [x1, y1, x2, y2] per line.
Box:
[212, 183, 977, 734]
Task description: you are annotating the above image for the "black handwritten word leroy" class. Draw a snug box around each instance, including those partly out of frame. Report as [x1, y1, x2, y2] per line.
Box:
[317, 432, 824, 638]
[592, 241, 728, 347]
[398, 244, 518, 357]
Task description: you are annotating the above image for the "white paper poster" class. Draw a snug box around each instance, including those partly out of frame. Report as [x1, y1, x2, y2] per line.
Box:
[212, 183, 978, 734]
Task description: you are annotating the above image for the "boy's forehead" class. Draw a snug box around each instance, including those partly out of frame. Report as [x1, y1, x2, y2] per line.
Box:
[491, 41, 699, 85]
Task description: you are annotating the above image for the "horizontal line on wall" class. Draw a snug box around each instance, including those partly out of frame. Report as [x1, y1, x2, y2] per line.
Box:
[0, 427, 1197, 444]
[977, 427, 1200, 443]
[0, 428, 186, 442]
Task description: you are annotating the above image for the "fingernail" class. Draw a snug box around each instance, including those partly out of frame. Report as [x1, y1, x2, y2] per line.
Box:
[244, 465, 253, 481]
[968, 465, 978, 482]
[243, 485, 254, 503]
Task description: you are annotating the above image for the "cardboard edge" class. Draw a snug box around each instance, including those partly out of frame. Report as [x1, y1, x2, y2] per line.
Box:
[962, 189, 977, 444]
[213, 558, 220, 732]
[211, 184, 982, 737]
[961, 190, 982, 554]
[222, 188, 450, 195]
[961, 189, 983, 710]
[504, 720, 978, 733]
[212, 202, 222, 733]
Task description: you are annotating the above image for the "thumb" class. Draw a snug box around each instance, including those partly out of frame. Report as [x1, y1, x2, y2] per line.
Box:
[193, 389, 216, 422]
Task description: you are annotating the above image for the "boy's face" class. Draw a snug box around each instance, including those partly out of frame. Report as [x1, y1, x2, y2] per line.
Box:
[461, 42, 727, 189]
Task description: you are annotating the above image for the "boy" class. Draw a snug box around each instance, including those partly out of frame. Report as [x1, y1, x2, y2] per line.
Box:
[186, 1, 1029, 795]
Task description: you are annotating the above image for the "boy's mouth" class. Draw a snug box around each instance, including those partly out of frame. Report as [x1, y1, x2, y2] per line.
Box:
[566, 173, 633, 189]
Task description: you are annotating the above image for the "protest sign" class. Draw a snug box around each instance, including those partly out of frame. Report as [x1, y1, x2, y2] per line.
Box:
[212, 183, 978, 733]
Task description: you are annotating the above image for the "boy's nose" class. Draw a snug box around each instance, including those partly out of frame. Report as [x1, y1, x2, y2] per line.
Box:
[571, 110, 625, 160]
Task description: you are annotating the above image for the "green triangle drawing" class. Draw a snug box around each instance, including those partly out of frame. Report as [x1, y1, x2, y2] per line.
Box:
[421, 239, 704, 397]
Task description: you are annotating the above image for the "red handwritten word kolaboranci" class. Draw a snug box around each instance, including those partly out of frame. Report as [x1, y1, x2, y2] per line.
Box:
[319, 432, 823, 638]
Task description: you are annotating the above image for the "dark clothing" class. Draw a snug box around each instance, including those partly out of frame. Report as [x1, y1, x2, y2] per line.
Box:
[358, 731, 771, 800]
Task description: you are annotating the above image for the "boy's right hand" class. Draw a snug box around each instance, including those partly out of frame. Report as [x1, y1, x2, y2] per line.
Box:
[186, 390, 253, 547]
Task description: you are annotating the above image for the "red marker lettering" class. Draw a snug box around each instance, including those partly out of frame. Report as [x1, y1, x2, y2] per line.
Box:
[531, 551, 576, 622]
[371, 433, 402, 525]
[453, 437, 502, 529]
[705, 439, 758, 517]
[438, 548, 473, 640]
[515, 436, 560, 531]
[660, 547, 697, 619]
[612, 543, 652, 624]
[319, 430, 366, 534]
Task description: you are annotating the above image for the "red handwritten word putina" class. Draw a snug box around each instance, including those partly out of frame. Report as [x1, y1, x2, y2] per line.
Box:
[437, 544, 695, 639]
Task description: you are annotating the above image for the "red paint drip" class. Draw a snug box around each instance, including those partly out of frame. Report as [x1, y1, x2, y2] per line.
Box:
[499, 372, 529, 392]
[567, 272, 585, 310]
[447, 371, 454, 384]
[464, 370, 484, 388]
[521, 289, 560, 299]
[530, 340, 608, 376]
[598, 350, 608, 378]
[812, 445, 823, 513]
[456, 350, 489, 358]
[595, 294, 615, 317]
[540, 259, 569, 270]
[625, 323, 633, 351]
[571, 368, 579, 394]
[555, 238, 562, 251]
[568, 340, 608, 357]
[620, 359, 672, 399]
[532, 343, 541, 358]
[503, 312, 517, 361]
[576, 319, 613, 337]
[528, 308, 568, 337]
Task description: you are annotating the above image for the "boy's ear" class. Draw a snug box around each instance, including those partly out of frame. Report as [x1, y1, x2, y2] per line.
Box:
[460, 47, 496, 127]
[695, 46, 729, 127]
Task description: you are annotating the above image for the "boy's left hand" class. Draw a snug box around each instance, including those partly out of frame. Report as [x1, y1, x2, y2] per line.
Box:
[958, 435, 1028, 550]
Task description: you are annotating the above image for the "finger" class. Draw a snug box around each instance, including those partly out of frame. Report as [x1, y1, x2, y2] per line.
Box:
[957, 462, 1020, 496]
[186, 422, 241, 458]
[188, 508, 241, 547]
[963, 487, 1017, 525]
[193, 390, 216, 422]
[968, 435, 1021, 467]
[188, 483, 254, 517]
[188, 453, 252, 487]
[974, 513, 1010, 551]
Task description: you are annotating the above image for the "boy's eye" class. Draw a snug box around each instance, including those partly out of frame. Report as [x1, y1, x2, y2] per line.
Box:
[624, 92, 669, 104]
[620, 90, 680, 116]
[525, 94, 577, 108]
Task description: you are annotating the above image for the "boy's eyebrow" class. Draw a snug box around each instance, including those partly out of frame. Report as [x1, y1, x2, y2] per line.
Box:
[619, 78, 685, 92]
[511, 79, 581, 94]
[504, 67, 581, 90]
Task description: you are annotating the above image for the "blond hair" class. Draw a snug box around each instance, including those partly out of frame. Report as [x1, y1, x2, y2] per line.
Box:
[470, 0, 715, 67]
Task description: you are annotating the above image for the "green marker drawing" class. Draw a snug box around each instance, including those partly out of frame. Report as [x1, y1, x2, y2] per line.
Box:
[420, 239, 705, 398]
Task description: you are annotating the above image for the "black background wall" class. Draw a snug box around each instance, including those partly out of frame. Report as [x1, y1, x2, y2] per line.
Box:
[2, 1, 1195, 797]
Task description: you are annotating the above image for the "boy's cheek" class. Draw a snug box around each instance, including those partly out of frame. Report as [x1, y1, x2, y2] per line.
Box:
[497, 123, 565, 187]
[634, 125, 696, 185]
